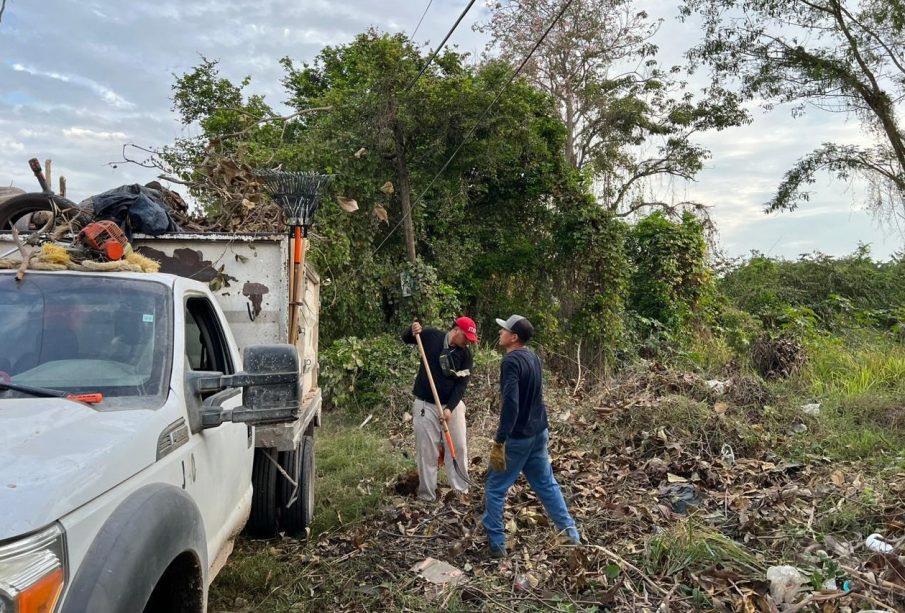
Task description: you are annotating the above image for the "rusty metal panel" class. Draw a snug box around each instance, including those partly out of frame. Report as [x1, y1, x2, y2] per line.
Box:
[129, 234, 321, 450]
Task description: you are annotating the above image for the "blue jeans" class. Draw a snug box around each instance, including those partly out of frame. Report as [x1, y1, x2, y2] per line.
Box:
[482, 429, 579, 549]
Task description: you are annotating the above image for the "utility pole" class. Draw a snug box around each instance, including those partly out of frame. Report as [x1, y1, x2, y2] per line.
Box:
[382, 93, 417, 264]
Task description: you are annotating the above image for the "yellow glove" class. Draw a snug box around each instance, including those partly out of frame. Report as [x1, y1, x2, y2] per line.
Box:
[489, 441, 506, 472]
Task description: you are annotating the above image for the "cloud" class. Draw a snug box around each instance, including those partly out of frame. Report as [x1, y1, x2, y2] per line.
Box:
[10, 63, 134, 109]
[63, 127, 129, 141]
[0, 137, 25, 152]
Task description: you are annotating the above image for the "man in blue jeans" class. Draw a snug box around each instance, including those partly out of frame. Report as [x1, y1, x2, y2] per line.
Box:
[483, 314, 580, 558]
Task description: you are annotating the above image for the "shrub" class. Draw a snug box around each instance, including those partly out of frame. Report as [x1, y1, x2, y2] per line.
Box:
[628, 211, 711, 338]
[320, 334, 418, 413]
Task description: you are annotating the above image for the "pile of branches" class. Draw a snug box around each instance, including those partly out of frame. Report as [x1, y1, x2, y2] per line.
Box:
[750, 335, 807, 380]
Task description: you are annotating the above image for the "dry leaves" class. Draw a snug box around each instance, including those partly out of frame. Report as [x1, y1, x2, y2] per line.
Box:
[337, 196, 359, 213]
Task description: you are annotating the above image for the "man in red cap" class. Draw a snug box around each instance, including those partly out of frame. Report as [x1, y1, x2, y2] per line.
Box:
[402, 316, 478, 500]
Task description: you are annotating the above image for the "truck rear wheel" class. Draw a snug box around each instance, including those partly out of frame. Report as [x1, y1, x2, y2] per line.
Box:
[247, 448, 279, 537]
[278, 434, 315, 535]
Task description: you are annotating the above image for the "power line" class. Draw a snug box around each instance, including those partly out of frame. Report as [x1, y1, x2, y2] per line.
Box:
[410, 0, 433, 41]
[406, 0, 478, 91]
[375, 0, 576, 255]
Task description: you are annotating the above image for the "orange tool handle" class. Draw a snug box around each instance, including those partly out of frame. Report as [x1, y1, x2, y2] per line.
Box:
[443, 428, 458, 461]
[293, 226, 302, 263]
[67, 393, 103, 404]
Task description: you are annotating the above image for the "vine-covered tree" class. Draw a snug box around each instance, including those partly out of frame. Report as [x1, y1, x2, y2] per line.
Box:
[480, 0, 747, 217]
[683, 0, 905, 219]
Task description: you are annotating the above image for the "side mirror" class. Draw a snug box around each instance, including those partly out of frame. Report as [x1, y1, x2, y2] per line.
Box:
[197, 344, 300, 429]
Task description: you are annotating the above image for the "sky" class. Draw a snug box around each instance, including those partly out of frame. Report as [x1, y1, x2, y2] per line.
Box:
[0, 0, 900, 261]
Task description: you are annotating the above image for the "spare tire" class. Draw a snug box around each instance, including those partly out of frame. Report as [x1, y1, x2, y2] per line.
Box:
[0, 192, 85, 231]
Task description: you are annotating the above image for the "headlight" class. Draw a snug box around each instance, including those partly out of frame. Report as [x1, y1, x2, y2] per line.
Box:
[0, 524, 66, 613]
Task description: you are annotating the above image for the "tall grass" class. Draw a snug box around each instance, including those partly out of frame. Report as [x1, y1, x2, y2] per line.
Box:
[806, 334, 905, 397]
[794, 332, 905, 460]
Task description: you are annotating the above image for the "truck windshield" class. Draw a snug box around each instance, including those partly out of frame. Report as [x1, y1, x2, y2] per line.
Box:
[0, 273, 172, 408]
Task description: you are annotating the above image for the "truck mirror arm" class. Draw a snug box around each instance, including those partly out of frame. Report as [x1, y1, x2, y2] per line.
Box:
[193, 371, 299, 394]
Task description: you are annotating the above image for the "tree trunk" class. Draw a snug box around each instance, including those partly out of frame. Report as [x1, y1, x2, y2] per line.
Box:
[393, 116, 418, 264]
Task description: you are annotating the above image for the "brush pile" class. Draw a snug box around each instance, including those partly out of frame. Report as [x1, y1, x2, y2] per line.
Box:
[214, 361, 905, 612]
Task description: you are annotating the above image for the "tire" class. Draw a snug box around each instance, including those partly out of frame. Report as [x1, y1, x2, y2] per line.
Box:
[278, 434, 315, 535]
[246, 447, 279, 537]
[0, 192, 83, 230]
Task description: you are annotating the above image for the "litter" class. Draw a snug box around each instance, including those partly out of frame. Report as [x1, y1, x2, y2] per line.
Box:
[658, 483, 700, 514]
[801, 402, 821, 416]
[410, 558, 466, 586]
[705, 379, 726, 395]
[766, 565, 804, 604]
[87, 184, 180, 239]
[865, 533, 894, 553]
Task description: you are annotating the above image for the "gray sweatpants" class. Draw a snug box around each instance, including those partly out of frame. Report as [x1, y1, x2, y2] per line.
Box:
[413, 398, 469, 500]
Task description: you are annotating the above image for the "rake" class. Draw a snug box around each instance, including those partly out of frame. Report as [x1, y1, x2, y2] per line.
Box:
[257, 170, 332, 344]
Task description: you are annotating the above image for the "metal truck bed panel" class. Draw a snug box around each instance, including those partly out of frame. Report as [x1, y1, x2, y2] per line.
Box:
[130, 234, 320, 443]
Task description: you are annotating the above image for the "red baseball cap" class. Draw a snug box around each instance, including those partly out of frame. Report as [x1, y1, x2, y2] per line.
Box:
[454, 316, 479, 343]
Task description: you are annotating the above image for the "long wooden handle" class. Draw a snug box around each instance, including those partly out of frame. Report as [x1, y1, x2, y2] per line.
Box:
[414, 331, 459, 461]
[288, 227, 305, 345]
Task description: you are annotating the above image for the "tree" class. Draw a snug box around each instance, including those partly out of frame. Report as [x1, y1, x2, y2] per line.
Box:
[480, 0, 747, 217]
[683, 0, 905, 219]
[160, 31, 576, 343]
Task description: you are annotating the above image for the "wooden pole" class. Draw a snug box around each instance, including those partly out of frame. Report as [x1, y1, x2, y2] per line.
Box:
[59, 176, 66, 198]
[44, 160, 52, 193]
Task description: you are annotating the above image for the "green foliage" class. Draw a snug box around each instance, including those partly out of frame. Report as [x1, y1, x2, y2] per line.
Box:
[720, 245, 905, 334]
[391, 259, 462, 329]
[320, 334, 418, 413]
[628, 211, 711, 336]
[165, 31, 575, 347]
[553, 198, 630, 371]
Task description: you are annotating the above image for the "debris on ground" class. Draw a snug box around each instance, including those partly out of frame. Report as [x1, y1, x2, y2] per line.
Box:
[766, 565, 804, 604]
[410, 558, 466, 586]
[801, 402, 822, 416]
[214, 360, 905, 612]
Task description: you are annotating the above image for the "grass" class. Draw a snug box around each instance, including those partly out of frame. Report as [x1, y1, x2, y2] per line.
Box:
[806, 334, 905, 397]
[309, 415, 411, 535]
[209, 414, 410, 611]
[645, 519, 765, 577]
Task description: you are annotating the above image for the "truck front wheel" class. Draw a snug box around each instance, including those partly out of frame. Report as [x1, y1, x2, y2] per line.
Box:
[278, 434, 315, 535]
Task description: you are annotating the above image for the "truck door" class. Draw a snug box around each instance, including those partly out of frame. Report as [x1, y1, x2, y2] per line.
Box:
[183, 295, 253, 565]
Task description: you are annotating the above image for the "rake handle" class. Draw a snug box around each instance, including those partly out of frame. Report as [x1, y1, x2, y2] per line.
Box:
[288, 226, 305, 345]
[414, 331, 460, 462]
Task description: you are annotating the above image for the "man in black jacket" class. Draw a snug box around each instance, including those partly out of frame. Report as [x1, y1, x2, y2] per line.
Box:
[402, 317, 478, 501]
[483, 315, 580, 558]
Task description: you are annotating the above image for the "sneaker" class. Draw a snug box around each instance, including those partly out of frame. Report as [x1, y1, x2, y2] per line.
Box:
[489, 544, 507, 559]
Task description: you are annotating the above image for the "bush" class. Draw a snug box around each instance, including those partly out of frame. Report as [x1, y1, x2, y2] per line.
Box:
[320, 334, 418, 413]
[628, 211, 711, 339]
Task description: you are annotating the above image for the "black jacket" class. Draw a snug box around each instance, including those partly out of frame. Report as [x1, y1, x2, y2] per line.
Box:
[401, 326, 473, 411]
[495, 347, 549, 443]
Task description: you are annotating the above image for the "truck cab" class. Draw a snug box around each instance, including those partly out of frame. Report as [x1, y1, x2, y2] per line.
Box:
[0, 233, 320, 613]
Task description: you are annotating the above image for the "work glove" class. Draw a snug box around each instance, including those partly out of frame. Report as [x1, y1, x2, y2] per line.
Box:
[489, 441, 506, 472]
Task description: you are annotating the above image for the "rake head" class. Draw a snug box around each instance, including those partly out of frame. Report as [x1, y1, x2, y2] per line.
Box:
[257, 170, 332, 228]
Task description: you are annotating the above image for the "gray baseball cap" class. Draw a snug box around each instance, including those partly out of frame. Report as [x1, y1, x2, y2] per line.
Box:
[495, 314, 534, 342]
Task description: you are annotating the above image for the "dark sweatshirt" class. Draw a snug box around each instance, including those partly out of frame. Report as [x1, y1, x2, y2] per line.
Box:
[401, 326, 473, 411]
[495, 347, 549, 443]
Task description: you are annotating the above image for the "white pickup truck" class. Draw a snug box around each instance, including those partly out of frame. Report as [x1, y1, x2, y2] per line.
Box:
[0, 233, 321, 613]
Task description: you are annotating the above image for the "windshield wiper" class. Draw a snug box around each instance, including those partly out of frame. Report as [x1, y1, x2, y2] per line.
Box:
[0, 382, 104, 403]
[0, 381, 69, 398]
